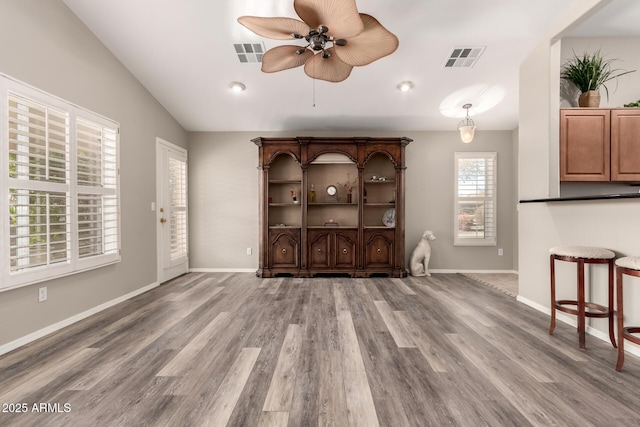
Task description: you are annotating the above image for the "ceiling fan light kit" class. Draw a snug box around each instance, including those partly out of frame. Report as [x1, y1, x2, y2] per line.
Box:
[457, 103, 476, 143]
[238, 0, 399, 83]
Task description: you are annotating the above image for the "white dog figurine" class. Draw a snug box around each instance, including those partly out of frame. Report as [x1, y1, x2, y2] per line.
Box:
[409, 230, 436, 276]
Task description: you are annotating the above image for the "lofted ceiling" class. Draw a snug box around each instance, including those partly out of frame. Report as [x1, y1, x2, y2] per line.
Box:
[61, 0, 636, 133]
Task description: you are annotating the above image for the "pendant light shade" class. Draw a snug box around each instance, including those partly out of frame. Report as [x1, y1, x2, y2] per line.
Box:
[457, 103, 475, 143]
[459, 126, 475, 143]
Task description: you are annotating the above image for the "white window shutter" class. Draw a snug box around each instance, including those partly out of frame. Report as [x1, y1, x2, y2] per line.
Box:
[8, 94, 71, 273]
[2, 78, 120, 290]
[454, 152, 497, 246]
[169, 156, 188, 262]
[76, 118, 119, 261]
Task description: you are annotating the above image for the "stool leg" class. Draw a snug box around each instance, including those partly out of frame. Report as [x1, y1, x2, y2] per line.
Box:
[616, 267, 625, 371]
[577, 258, 586, 350]
[608, 259, 617, 348]
[549, 255, 556, 335]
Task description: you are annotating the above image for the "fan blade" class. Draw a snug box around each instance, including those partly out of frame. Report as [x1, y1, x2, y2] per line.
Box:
[294, 0, 363, 39]
[334, 14, 398, 66]
[304, 48, 353, 82]
[262, 45, 314, 73]
[238, 16, 310, 40]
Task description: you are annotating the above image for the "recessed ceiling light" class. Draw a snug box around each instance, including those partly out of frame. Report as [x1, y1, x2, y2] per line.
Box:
[397, 81, 414, 92]
[229, 81, 246, 92]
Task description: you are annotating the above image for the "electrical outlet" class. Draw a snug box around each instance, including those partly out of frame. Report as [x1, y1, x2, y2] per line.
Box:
[498, 248, 504, 256]
[246, 247, 252, 255]
[38, 287, 47, 302]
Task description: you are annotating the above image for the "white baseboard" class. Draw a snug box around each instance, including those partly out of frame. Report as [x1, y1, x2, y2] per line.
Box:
[517, 295, 640, 359]
[189, 268, 255, 273]
[516, 295, 548, 314]
[431, 269, 518, 275]
[0, 281, 159, 357]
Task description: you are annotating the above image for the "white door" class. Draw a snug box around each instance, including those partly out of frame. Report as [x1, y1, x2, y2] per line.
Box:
[156, 138, 188, 283]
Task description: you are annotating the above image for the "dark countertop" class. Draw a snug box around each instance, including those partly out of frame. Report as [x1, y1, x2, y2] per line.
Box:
[520, 193, 640, 203]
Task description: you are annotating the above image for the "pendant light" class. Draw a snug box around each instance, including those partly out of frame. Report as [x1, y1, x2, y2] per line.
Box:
[457, 103, 475, 143]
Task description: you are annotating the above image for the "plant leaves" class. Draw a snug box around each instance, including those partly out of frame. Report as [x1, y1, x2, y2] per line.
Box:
[560, 49, 636, 100]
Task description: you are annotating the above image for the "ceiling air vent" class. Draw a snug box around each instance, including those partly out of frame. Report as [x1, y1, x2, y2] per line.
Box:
[234, 42, 266, 63]
[444, 46, 485, 68]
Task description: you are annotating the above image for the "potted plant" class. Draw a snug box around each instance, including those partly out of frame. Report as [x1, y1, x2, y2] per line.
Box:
[560, 49, 635, 107]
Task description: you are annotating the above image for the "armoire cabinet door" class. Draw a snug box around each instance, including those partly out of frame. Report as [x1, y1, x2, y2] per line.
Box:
[269, 229, 300, 268]
[334, 229, 357, 268]
[308, 229, 357, 269]
[364, 229, 394, 268]
[308, 230, 331, 269]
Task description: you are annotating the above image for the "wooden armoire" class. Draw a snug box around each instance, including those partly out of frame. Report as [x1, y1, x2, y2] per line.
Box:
[253, 136, 411, 278]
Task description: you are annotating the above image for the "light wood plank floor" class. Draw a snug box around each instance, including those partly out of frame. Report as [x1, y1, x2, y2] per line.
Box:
[1, 273, 640, 426]
[462, 272, 518, 297]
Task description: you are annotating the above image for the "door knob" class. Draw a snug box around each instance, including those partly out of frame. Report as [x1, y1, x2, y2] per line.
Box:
[160, 217, 167, 223]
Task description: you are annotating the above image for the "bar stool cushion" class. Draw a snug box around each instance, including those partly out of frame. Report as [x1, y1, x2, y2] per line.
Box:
[549, 246, 615, 260]
[616, 256, 640, 271]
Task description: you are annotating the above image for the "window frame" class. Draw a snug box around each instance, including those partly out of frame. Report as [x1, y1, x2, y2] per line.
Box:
[1, 75, 121, 291]
[453, 151, 497, 247]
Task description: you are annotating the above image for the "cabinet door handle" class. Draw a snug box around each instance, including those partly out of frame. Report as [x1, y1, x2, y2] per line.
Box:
[317, 249, 322, 253]
[377, 248, 381, 253]
[342, 248, 348, 254]
[282, 248, 287, 254]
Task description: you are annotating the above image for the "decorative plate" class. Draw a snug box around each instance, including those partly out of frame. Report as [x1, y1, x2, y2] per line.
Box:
[382, 208, 395, 227]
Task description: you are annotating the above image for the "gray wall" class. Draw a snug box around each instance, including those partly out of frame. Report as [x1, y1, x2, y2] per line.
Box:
[188, 130, 517, 272]
[405, 131, 516, 272]
[188, 132, 259, 269]
[0, 0, 187, 347]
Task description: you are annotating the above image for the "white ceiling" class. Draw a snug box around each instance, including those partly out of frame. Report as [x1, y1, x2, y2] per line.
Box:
[61, 0, 637, 133]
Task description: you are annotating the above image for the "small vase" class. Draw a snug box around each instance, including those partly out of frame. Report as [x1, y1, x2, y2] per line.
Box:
[347, 191, 352, 204]
[578, 91, 600, 107]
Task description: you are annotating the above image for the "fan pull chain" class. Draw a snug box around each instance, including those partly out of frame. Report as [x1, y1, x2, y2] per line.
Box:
[311, 55, 316, 107]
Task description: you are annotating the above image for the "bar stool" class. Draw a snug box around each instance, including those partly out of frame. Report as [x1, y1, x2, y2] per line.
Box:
[615, 256, 640, 371]
[549, 246, 616, 349]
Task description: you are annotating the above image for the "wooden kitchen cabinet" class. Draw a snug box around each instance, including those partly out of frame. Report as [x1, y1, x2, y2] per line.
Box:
[560, 108, 640, 182]
[611, 109, 640, 181]
[560, 109, 610, 181]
